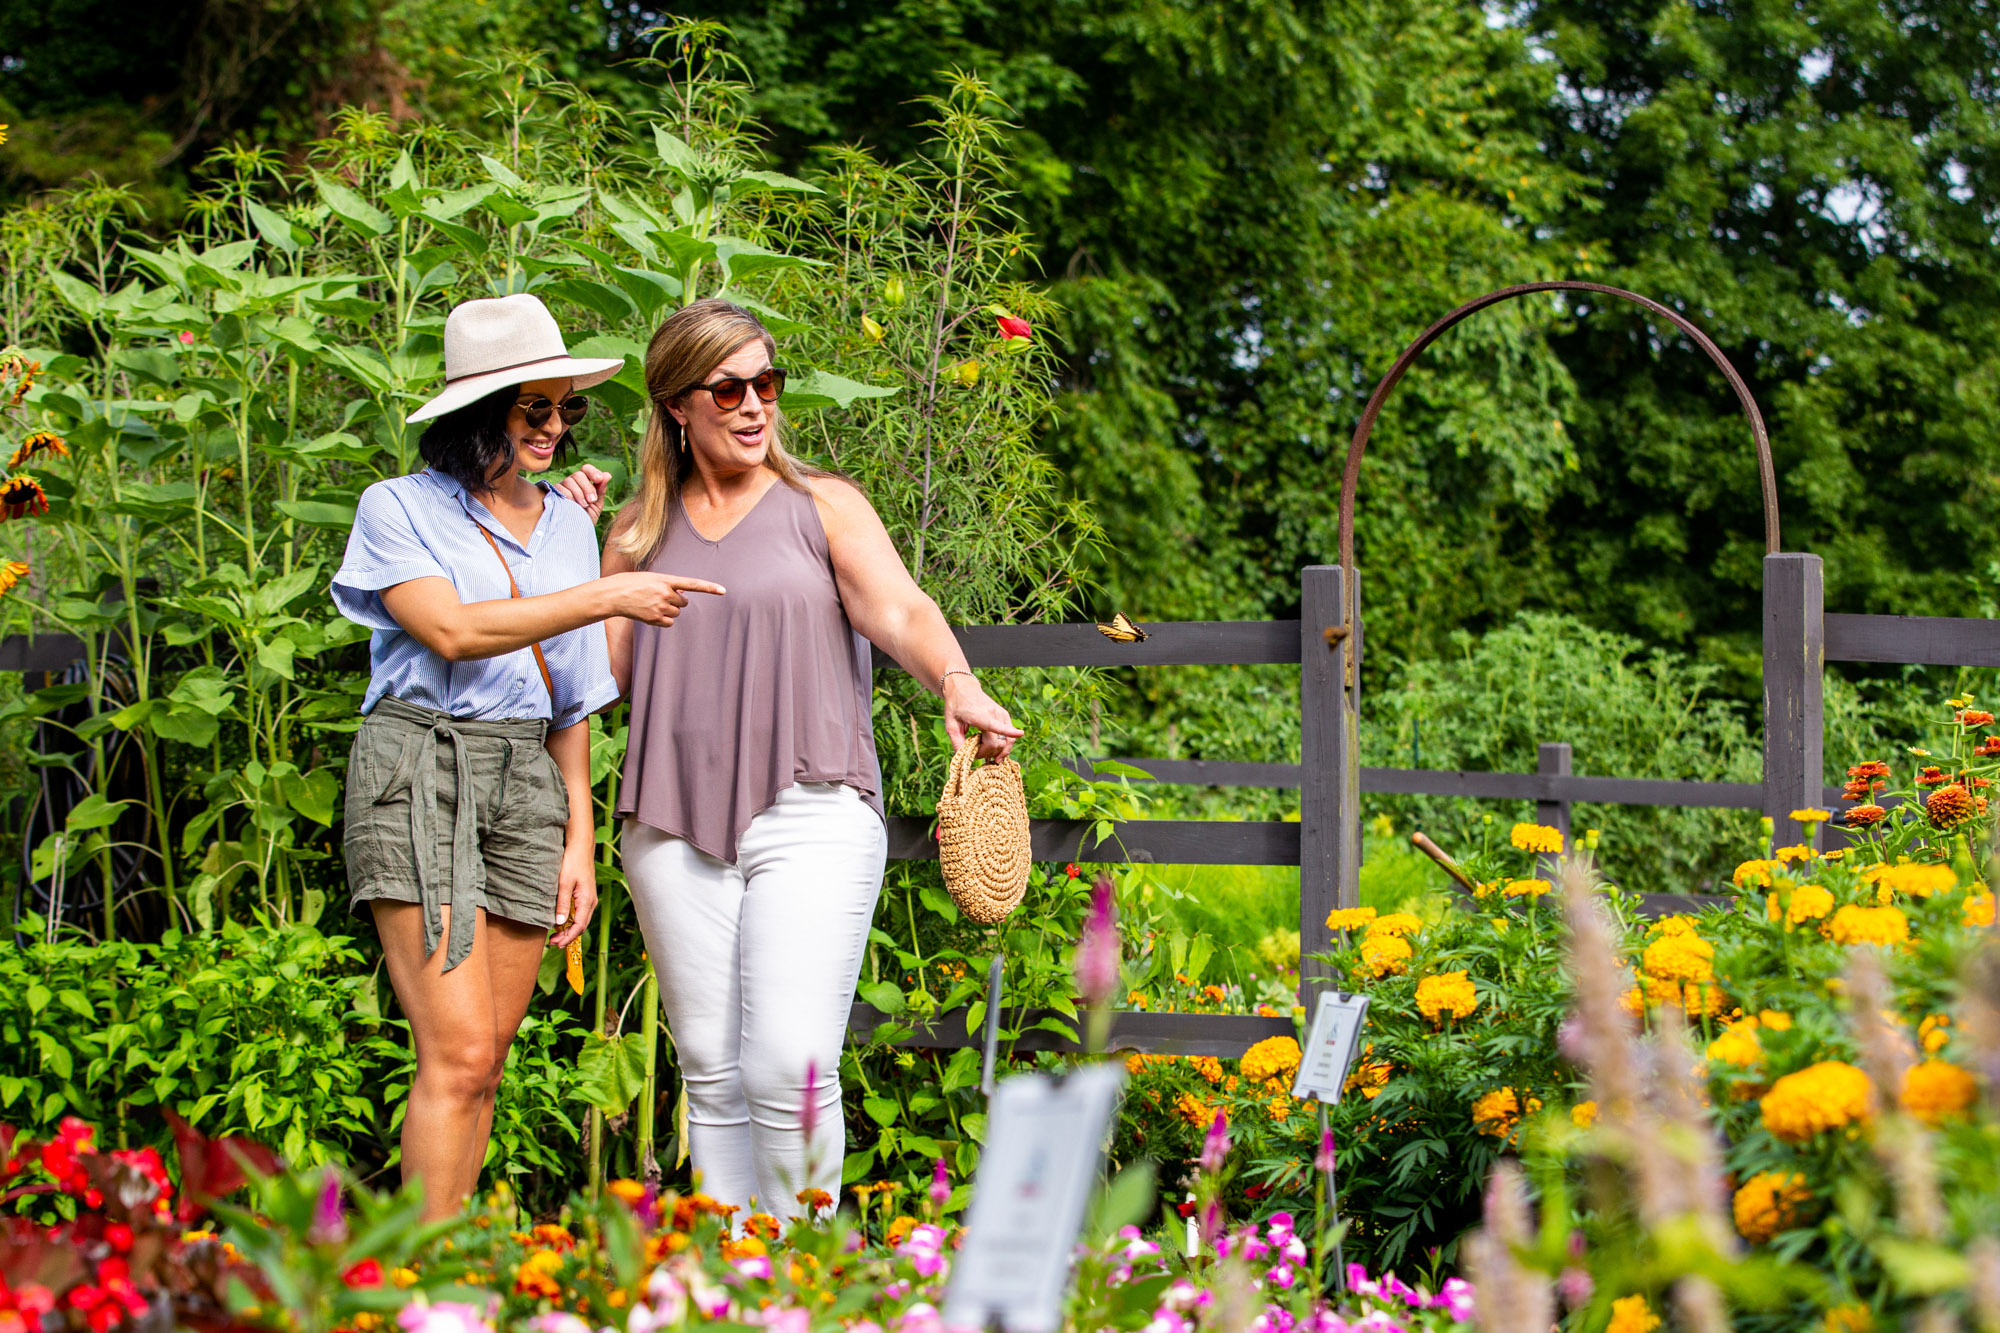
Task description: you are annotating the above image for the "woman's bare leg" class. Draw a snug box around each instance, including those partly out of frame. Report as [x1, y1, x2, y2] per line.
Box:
[460, 914, 550, 1193]
[374, 901, 540, 1221]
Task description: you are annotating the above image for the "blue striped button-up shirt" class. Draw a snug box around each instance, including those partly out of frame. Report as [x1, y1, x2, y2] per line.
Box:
[332, 468, 619, 730]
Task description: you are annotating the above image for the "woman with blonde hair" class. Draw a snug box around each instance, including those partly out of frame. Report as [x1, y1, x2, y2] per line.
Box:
[564, 297, 1020, 1216]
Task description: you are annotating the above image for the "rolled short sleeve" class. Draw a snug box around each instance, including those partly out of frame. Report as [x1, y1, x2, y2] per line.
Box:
[332, 483, 451, 631]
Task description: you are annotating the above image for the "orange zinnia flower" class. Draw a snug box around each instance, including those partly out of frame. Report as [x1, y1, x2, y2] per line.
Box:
[1843, 804, 1888, 827]
[1916, 766, 1949, 786]
[0, 475, 47, 519]
[1848, 761, 1891, 779]
[1925, 784, 1976, 829]
[1958, 710, 1995, 727]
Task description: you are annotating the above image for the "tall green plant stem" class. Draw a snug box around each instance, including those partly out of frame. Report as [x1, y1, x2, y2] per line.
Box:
[635, 968, 661, 1182]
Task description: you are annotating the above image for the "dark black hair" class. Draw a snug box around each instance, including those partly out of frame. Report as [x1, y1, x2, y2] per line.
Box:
[417, 383, 576, 492]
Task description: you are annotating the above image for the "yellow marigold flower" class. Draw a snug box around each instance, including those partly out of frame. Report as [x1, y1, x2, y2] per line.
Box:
[1241, 1035, 1303, 1086]
[1607, 1294, 1660, 1333]
[1862, 861, 1958, 897]
[1571, 1100, 1598, 1128]
[1761, 1061, 1874, 1142]
[1415, 971, 1480, 1024]
[1267, 1093, 1293, 1122]
[1964, 893, 1994, 928]
[1919, 1014, 1950, 1054]
[1706, 1017, 1763, 1069]
[1773, 844, 1815, 865]
[1760, 1009, 1793, 1031]
[1365, 911, 1424, 938]
[1127, 990, 1149, 1010]
[1191, 1055, 1225, 1084]
[392, 1267, 420, 1288]
[1471, 1086, 1541, 1139]
[1732, 1170, 1810, 1243]
[1174, 1092, 1213, 1127]
[1768, 882, 1834, 927]
[1359, 933, 1412, 977]
[1651, 914, 1699, 937]
[1345, 1045, 1390, 1099]
[1503, 878, 1552, 898]
[1826, 904, 1910, 947]
[1734, 859, 1787, 888]
[607, 1178, 645, 1204]
[0, 561, 26, 596]
[1326, 906, 1377, 933]
[1790, 808, 1832, 825]
[1643, 931, 1715, 984]
[512, 1248, 563, 1298]
[1899, 1059, 1978, 1126]
[884, 1215, 918, 1246]
[1509, 822, 1563, 854]
[1823, 1304, 1873, 1333]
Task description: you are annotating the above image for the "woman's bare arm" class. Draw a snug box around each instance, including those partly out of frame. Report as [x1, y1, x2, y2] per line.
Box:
[377, 569, 720, 663]
[809, 477, 1022, 759]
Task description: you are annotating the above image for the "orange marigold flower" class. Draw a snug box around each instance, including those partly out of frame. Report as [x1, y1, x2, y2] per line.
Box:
[1570, 1101, 1598, 1129]
[1925, 784, 1976, 829]
[883, 1215, 918, 1246]
[1760, 1061, 1873, 1142]
[1842, 804, 1888, 828]
[512, 1249, 562, 1298]
[1471, 1086, 1541, 1139]
[796, 1188, 833, 1211]
[1826, 904, 1910, 947]
[1174, 1092, 1213, 1127]
[1900, 1059, 1978, 1126]
[1415, 971, 1480, 1025]
[1, 475, 48, 519]
[743, 1212, 781, 1240]
[1241, 1035, 1302, 1087]
[1733, 1170, 1810, 1243]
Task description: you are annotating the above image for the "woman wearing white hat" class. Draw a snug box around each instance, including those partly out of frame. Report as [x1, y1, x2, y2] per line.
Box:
[331, 293, 724, 1219]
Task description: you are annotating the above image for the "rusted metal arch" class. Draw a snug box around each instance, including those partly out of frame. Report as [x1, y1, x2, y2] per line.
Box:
[1335, 281, 1781, 571]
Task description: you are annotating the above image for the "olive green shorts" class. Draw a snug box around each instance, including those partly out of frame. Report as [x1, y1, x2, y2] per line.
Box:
[343, 696, 570, 971]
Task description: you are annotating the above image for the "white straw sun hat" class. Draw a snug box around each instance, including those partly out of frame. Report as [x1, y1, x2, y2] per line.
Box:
[407, 293, 625, 423]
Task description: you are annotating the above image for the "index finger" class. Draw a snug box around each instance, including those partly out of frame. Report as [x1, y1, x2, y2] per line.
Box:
[662, 576, 727, 596]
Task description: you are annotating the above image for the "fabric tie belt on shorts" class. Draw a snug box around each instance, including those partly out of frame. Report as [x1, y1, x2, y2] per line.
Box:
[368, 696, 550, 972]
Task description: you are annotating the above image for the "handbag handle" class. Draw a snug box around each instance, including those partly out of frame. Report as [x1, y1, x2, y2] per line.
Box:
[941, 734, 981, 808]
[474, 525, 557, 701]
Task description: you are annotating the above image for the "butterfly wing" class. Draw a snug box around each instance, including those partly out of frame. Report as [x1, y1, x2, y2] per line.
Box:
[1095, 612, 1149, 643]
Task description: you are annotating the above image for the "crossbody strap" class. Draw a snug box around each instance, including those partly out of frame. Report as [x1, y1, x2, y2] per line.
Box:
[474, 525, 557, 702]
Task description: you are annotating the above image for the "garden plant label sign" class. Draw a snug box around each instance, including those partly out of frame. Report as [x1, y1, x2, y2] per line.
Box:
[942, 1064, 1127, 1332]
[1291, 990, 1371, 1103]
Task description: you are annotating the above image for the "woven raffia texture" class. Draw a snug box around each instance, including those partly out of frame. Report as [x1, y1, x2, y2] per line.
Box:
[935, 736, 1031, 924]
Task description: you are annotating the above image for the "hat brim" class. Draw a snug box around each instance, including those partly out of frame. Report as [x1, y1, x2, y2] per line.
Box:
[406, 355, 626, 424]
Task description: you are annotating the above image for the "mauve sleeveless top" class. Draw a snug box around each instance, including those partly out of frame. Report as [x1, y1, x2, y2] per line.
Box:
[617, 478, 884, 864]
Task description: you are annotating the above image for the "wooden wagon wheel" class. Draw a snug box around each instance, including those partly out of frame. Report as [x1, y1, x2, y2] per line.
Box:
[1334, 281, 1781, 573]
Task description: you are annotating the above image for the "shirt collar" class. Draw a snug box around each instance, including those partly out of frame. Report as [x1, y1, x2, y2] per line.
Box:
[423, 467, 555, 554]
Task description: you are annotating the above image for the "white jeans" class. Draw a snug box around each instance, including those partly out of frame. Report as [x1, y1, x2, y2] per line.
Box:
[622, 782, 887, 1218]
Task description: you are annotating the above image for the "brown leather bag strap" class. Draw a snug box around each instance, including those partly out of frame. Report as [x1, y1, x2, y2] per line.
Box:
[475, 525, 557, 702]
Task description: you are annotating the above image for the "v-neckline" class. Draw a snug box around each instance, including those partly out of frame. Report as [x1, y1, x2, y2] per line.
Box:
[680, 476, 782, 546]
[466, 480, 548, 550]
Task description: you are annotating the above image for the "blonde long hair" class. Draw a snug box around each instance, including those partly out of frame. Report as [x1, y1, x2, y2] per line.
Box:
[613, 298, 825, 565]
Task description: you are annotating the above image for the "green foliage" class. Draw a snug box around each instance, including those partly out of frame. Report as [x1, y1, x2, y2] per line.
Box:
[0, 919, 402, 1165]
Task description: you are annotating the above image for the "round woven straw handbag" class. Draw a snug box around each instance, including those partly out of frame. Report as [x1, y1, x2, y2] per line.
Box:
[935, 735, 1032, 924]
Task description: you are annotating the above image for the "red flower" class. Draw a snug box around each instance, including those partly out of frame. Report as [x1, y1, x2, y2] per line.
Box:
[1175, 1199, 1197, 1219]
[177, 331, 196, 346]
[1959, 710, 1995, 727]
[1976, 736, 2000, 757]
[1917, 766, 1949, 786]
[342, 1258, 384, 1288]
[1064, 863, 1081, 879]
[996, 315, 1032, 340]
[41, 1118, 94, 1194]
[102, 1223, 133, 1254]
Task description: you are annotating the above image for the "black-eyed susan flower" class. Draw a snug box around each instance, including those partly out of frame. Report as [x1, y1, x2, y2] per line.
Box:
[1, 475, 48, 519]
[7, 432, 65, 469]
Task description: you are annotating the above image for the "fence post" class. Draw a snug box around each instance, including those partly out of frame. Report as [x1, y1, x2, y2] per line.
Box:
[1536, 742, 1572, 877]
[1301, 565, 1360, 1009]
[1763, 553, 1825, 846]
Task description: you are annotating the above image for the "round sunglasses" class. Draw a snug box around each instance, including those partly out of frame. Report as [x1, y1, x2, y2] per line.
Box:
[514, 393, 590, 429]
[682, 367, 788, 411]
